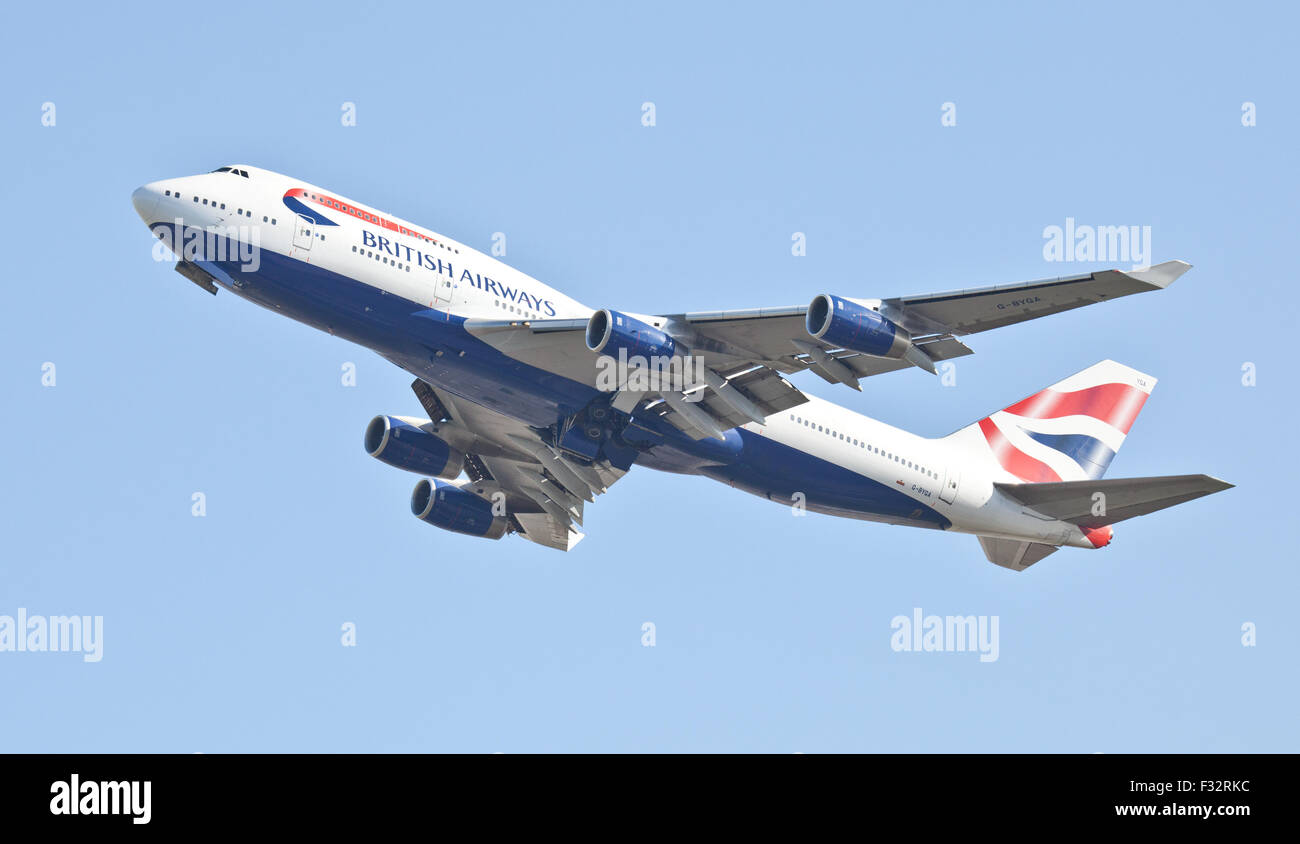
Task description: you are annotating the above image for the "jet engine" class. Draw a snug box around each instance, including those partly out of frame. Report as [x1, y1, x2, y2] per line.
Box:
[805, 294, 936, 373]
[410, 479, 509, 539]
[364, 415, 464, 479]
[585, 309, 677, 360]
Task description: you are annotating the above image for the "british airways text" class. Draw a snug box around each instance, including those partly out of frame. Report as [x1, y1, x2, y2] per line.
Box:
[360, 231, 556, 315]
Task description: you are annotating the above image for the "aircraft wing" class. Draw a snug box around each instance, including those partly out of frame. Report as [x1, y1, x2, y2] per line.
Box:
[670, 306, 975, 386]
[464, 318, 809, 441]
[411, 379, 628, 551]
[668, 261, 1190, 387]
[876, 260, 1190, 336]
[464, 260, 1189, 440]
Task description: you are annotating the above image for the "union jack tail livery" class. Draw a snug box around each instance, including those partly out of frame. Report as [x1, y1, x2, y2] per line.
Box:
[936, 360, 1228, 570]
[954, 360, 1154, 484]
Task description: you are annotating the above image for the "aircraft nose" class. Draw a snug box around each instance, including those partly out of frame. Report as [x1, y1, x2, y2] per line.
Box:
[131, 184, 160, 222]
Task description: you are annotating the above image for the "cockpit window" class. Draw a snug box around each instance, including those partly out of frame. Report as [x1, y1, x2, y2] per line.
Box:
[211, 166, 250, 178]
[211, 167, 232, 173]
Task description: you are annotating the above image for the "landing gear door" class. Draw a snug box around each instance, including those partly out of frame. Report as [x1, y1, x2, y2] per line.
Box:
[291, 214, 314, 260]
[939, 466, 960, 504]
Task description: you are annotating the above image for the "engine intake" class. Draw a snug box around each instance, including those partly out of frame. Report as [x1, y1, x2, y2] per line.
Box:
[365, 415, 464, 479]
[806, 294, 911, 359]
[410, 479, 508, 539]
[585, 309, 677, 360]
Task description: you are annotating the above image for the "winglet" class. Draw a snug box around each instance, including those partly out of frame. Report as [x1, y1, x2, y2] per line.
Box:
[1124, 260, 1192, 289]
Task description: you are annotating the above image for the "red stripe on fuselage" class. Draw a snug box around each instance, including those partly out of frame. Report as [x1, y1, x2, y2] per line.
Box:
[978, 418, 1062, 483]
[1002, 382, 1148, 434]
[283, 188, 440, 245]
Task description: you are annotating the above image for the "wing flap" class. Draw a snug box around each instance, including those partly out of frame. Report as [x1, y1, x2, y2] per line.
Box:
[414, 382, 628, 550]
[514, 512, 584, 551]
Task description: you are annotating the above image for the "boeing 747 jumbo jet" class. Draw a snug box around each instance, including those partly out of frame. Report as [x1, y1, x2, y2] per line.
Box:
[131, 166, 1231, 570]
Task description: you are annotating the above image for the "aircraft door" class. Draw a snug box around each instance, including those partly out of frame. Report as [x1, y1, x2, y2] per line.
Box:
[939, 466, 960, 504]
[433, 273, 453, 305]
[291, 214, 314, 259]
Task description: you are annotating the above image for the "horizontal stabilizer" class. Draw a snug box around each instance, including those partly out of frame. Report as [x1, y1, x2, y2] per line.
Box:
[995, 474, 1233, 529]
[978, 536, 1059, 571]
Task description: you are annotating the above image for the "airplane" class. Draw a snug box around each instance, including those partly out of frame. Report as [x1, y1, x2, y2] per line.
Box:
[130, 165, 1231, 570]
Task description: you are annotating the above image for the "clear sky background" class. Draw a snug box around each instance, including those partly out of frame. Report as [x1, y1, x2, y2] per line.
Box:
[1, 1, 1295, 752]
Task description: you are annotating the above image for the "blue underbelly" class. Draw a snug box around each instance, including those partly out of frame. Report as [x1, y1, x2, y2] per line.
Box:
[160, 224, 949, 531]
[166, 224, 600, 426]
[705, 430, 950, 529]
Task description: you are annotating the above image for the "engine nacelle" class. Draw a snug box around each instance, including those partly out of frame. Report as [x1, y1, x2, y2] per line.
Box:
[410, 479, 509, 539]
[365, 415, 464, 479]
[585, 309, 677, 360]
[806, 294, 911, 358]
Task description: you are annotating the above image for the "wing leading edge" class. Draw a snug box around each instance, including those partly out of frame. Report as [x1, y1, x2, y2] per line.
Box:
[674, 261, 1190, 383]
[457, 261, 1189, 455]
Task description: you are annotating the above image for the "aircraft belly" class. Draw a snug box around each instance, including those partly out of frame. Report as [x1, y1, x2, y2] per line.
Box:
[703, 431, 951, 529]
[166, 222, 601, 427]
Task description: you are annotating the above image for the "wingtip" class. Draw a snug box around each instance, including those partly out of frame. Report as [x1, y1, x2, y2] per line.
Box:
[1203, 475, 1235, 492]
[1125, 259, 1192, 289]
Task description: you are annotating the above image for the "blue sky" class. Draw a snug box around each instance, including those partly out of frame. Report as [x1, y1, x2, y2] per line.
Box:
[1, 1, 1294, 752]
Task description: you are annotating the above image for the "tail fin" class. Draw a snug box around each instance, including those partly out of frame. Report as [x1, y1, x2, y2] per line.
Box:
[945, 360, 1155, 483]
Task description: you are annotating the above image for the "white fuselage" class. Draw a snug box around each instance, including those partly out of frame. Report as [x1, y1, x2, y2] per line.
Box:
[130, 165, 1102, 550]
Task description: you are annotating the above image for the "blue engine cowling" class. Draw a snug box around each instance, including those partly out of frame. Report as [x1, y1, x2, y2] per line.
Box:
[410, 479, 509, 539]
[365, 416, 464, 479]
[806, 294, 911, 358]
[585, 309, 677, 360]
